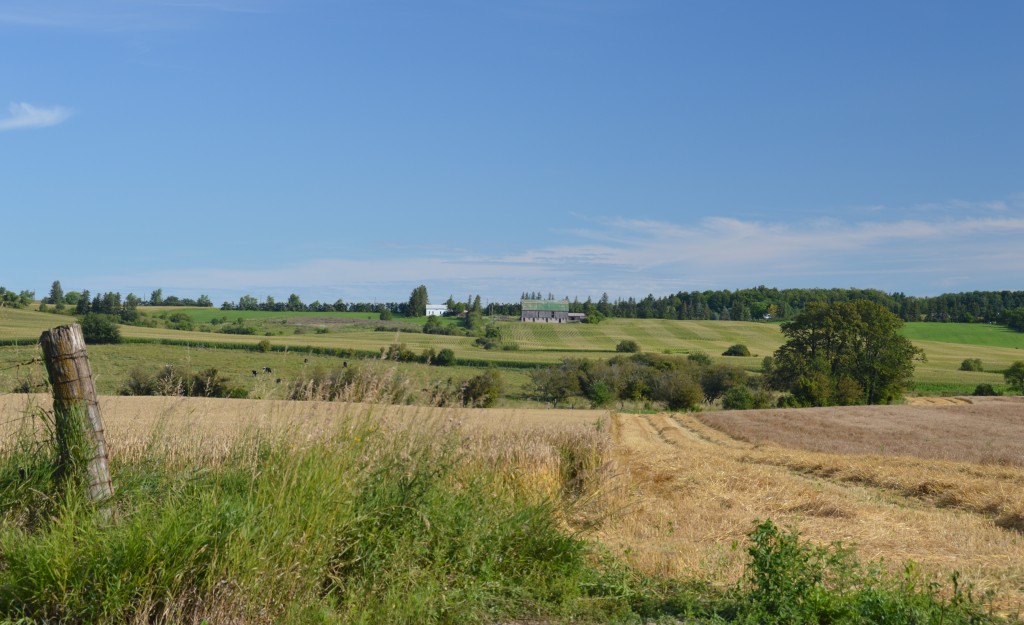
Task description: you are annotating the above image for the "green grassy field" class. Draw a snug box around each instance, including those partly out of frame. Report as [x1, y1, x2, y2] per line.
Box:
[3, 307, 1023, 400]
[901, 322, 1024, 348]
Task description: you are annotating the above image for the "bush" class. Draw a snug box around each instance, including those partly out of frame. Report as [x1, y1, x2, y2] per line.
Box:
[382, 343, 418, 362]
[256, 339, 272, 353]
[723, 385, 755, 410]
[219, 324, 256, 335]
[164, 312, 194, 331]
[616, 339, 641, 353]
[687, 351, 712, 366]
[653, 367, 703, 411]
[972, 383, 1000, 397]
[959, 358, 984, 372]
[462, 369, 503, 407]
[587, 380, 615, 408]
[119, 366, 244, 398]
[1004, 361, 1024, 394]
[737, 519, 993, 624]
[79, 313, 122, 344]
[723, 344, 751, 357]
[433, 348, 456, 366]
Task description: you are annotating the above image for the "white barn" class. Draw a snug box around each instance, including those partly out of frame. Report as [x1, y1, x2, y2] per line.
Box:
[425, 304, 448, 317]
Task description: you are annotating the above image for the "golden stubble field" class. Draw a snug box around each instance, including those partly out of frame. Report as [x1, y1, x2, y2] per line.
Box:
[1, 394, 1022, 615]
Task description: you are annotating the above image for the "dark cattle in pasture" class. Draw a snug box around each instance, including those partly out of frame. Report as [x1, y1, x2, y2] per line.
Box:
[251, 370, 258, 377]
[263, 367, 272, 373]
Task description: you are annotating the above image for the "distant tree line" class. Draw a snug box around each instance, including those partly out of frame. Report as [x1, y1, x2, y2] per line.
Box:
[559, 287, 1024, 325]
[11, 281, 1024, 331]
[37, 282, 213, 312]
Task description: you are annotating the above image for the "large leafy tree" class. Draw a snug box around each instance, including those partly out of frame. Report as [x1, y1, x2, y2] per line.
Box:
[766, 301, 923, 406]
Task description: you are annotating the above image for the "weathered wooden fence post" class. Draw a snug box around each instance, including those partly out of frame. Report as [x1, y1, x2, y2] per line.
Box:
[39, 323, 114, 505]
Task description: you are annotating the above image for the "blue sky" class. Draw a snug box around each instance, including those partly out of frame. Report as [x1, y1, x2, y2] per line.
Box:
[2, 0, 1021, 306]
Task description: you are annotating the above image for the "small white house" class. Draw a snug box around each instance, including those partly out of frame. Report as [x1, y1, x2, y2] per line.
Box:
[426, 304, 448, 317]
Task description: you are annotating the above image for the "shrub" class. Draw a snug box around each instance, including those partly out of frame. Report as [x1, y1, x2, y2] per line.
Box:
[616, 339, 641, 353]
[737, 519, 994, 624]
[687, 351, 712, 366]
[723, 344, 751, 357]
[653, 367, 703, 411]
[256, 339, 272, 353]
[79, 313, 122, 344]
[1004, 361, 1024, 394]
[382, 343, 418, 362]
[960, 358, 984, 372]
[700, 363, 747, 403]
[587, 380, 615, 408]
[433, 348, 456, 366]
[462, 369, 503, 407]
[165, 312, 194, 331]
[119, 366, 244, 398]
[972, 383, 1000, 397]
[723, 385, 755, 410]
[219, 324, 256, 335]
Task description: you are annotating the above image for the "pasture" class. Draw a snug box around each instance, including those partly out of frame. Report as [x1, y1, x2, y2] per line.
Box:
[3, 307, 1024, 401]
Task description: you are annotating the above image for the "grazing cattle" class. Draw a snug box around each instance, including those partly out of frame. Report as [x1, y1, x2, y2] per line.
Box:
[303, 358, 308, 364]
[275, 378, 281, 384]
[251, 370, 258, 377]
[343, 361, 348, 368]
[263, 367, 272, 373]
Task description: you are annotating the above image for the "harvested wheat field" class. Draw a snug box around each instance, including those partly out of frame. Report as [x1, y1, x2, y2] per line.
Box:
[2, 394, 1023, 615]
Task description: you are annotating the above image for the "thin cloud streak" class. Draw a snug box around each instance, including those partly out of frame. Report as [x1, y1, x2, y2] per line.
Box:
[0, 102, 73, 131]
[99, 211, 1024, 301]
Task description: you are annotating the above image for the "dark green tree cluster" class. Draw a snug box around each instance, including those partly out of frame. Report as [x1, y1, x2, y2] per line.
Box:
[461, 369, 503, 407]
[1005, 362, 1024, 394]
[43, 281, 64, 308]
[1002, 307, 1024, 332]
[529, 353, 753, 411]
[0, 286, 34, 308]
[408, 285, 428, 317]
[766, 301, 923, 406]
[79, 313, 123, 344]
[544, 287, 1024, 327]
[959, 358, 984, 372]
[147, 288, 212, 307]
[74, 290, 141, 324]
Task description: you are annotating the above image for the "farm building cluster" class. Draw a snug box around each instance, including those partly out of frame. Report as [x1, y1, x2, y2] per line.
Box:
[520, 298, 586, 323]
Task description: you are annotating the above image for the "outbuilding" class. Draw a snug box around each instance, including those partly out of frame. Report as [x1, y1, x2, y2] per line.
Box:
[521, 298, 570, 323]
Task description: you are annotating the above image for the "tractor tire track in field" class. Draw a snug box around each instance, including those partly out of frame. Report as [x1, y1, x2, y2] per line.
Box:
[603, 411, 1024, 612]
[626, 412, 918, 514]
[614, 411, 1024, 535]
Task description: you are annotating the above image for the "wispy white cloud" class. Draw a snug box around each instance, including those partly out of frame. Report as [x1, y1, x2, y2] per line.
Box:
[0, 102, 73, 131]
[92, 201, 1024, 302]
